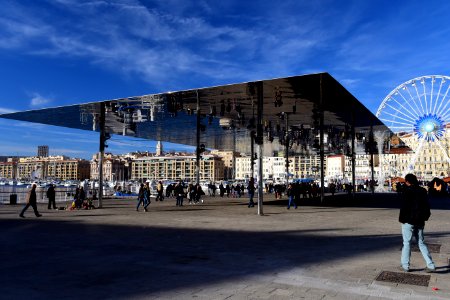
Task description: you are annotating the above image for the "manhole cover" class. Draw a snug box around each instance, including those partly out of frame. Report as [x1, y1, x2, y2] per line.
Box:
[376, 271, 430, 286]
[399, 243, 441, 253]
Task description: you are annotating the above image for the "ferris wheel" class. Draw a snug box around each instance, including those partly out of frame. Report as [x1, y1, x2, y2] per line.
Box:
[376, 75, 450, 172]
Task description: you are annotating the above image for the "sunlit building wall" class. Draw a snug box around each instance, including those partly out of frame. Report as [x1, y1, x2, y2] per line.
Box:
[131, 154, 224, 182]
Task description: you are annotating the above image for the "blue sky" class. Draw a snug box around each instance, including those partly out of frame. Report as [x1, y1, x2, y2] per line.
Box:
[1, 0, 450, 159]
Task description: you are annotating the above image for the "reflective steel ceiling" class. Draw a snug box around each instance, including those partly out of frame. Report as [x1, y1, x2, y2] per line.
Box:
[0, 73, 391, 155]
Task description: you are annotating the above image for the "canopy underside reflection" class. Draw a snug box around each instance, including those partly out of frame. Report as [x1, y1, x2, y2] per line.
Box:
[0, 73, 392, 156]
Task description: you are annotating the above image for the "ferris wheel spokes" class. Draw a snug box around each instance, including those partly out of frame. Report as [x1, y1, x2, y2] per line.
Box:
[413, 81, 427, 115]
[396, 88, 422, 119]
[430, 76, 435, 116]
[382, 109, 415, 125]
[404, 85, 425, 116]
[386, 97, 419, 121]
[432, 76, 444, 115]
[421, 78, 429, 114]
[435, 84, 450, 117]
[406, 136, 426, 176]
[379, 118, 415, 128]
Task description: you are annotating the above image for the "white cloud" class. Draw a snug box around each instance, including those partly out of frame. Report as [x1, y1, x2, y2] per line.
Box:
[30, 93, 52, 108]
[0, 0, 334, 90]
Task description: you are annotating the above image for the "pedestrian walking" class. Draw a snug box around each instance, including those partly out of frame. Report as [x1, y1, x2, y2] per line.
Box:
[143, 181, 151, 211]
[19, 183, 42, 218]
[286, 183, 297, 209]
[399, 173, 435, 272]
[136, 183, 145, 211]
[156, 181, 164, 201]
[46, 184, 57, 209]
[247, 177, 255, 208]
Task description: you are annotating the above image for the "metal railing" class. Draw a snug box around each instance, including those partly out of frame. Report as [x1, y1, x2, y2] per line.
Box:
[0, 187, 78, 204]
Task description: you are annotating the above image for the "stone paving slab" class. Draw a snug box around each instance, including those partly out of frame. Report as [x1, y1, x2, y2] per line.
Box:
[0, 192, 449, 299]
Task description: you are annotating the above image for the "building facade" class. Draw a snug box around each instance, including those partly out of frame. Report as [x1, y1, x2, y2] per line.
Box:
[210, 150, 239, 179]
[90, 153, 130, 182]
[235, 155, 327, 182]
[0, 161, 17, 179]
[131, 154, 224, 182]
[10, 156, 90, 180]
[389, 128, 450, 180]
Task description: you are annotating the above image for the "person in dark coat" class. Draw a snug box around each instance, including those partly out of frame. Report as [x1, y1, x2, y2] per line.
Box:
[286, 183, 297, 209]
[247, 177, 255, 208]
[19, 183, 42, 218]
[174, 181, 185, 206]
[399, 173, 435, 272]
[46, 184, 56, 209]
[195, 183, 204, 204]
[136, 183, 145, 211]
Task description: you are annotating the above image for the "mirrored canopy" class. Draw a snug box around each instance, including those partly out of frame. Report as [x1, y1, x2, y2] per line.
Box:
[0, 73, 392, 155]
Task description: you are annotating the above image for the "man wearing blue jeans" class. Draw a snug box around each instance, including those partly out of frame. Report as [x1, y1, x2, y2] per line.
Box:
[399, 173, 435, 272]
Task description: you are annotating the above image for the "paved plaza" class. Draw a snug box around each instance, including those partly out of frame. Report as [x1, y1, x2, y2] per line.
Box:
[1, 192, 449, 299]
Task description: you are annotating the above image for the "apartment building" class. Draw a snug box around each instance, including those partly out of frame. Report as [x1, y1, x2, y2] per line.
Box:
[13, 156, 90, 180]
[131, 154, 224, 182]
[90, 153, 130, 181]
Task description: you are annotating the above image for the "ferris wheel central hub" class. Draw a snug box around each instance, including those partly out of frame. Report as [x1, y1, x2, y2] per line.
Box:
[414, 114, 444, 141]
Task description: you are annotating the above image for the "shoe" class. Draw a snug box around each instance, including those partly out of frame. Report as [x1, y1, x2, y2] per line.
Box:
[144, 208, 148, 212]
[425, 267, 435, 273]
[399, 266, 410, 272]
[36, 214, 42, 217]
[287, 207, 290, 209]
[19, 214, 25, 218]
[295, 207, 298, 209]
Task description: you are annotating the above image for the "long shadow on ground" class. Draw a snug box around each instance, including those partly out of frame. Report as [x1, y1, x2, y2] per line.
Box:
[0, 217, 412, 299]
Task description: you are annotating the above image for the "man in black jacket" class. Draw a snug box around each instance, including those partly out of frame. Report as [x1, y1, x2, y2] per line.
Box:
[399, 173, 435, 272]
[46, 184, 56, 209]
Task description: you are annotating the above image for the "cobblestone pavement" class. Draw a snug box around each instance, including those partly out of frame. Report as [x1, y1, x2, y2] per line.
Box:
[1, 192, 449, 299]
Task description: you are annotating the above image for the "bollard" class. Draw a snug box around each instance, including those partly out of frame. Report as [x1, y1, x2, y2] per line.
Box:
[9, 194, 17, 205]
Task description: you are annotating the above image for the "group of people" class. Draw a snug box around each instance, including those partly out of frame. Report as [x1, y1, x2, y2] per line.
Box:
[70, 186, 96, 210]
[137, 180, 206, 210]
[136, 181, 152, 212]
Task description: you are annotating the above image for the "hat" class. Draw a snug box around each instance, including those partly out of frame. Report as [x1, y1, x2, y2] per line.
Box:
[145, 180, 151, 183]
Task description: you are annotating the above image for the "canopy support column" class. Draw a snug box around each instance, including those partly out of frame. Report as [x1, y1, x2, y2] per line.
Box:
[196, 90, 201, 184]
[98, 102, 105, 208]
[256, 81, 264, 216]
[285, 113, 290, 185]
[319, 74, 325, 203]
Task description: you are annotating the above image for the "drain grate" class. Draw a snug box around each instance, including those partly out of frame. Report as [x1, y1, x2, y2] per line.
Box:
[376, 271, 430, 286]
[399, 243, 441, 253]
